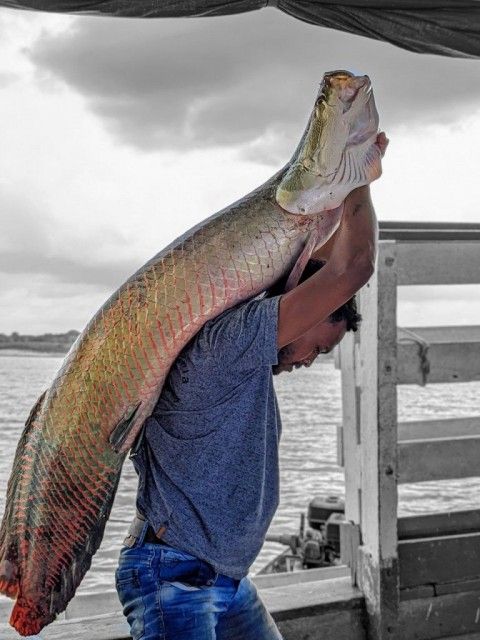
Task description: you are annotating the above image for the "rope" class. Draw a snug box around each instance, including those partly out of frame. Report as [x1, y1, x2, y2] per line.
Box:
[398, 327, 431, 386]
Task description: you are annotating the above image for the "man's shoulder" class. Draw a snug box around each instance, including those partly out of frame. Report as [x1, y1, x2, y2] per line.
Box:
[170, 294, 281, 382]
[201, 294, 280, 337]
[205, 295, 267, 326]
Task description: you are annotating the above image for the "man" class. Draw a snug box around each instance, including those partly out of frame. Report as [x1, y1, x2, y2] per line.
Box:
[116, 134, 385, 640]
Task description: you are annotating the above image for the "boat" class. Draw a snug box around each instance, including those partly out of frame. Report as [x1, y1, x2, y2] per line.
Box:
[258, 495, 345, 574]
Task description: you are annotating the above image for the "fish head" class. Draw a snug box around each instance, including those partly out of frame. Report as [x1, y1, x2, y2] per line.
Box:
[276, 70, 381, 215]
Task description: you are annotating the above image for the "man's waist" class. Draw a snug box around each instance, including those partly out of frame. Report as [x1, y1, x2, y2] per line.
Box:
[123, 511, 167, 547]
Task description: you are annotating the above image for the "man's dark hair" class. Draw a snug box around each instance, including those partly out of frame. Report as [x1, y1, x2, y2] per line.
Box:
[267, 258, 362, 332]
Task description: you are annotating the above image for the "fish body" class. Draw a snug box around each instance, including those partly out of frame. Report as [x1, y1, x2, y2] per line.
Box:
[0, 70, 381, 636]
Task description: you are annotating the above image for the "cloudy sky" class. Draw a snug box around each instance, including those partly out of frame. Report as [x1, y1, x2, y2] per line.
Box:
[1, 7, 479, 334]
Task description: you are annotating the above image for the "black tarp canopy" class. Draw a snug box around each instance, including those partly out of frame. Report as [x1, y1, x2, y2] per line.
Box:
[1, 0, 479, 59]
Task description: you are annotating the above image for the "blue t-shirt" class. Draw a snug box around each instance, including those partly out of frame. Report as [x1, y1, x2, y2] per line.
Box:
[132, 295, 282, 579]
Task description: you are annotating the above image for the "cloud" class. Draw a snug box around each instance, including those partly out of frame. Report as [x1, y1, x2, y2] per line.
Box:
[0, 249, 136, 288]
[398, 285, 480, 328]
[25, 10, 480, 159]
[0, 192, 137, 289]
[0, 71, 18, 88]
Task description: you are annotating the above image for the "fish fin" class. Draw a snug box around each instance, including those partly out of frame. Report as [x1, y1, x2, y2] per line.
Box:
[337, 144, 358, 185]
[0, 390, 48, 600]
[25, 389, 48, 429]
[4, 390, 47, 503]
[339, 135, 380, 187]
[0, 557, 19, 599]
[284, 231, 319, 293]
[109, 403, 142, 453]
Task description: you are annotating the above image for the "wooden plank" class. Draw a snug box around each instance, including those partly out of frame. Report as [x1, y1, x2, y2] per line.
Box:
[398, 590, 480, 639]
[0, 608, 368, 640]
[263, 576, 364, 618]
[0, 591, 120, 622]
[380, 221, 480, 231]
[397, 326, 480, 385]
[399, 326, 480, 343]
[399, 533, 480, 589]
[63, 591, 120, 621]
[399, 416, 480, 442]
[0, 567, 352, 621]
[0, 612, 129, 640]
[277, 608, 366, 640]
[336, 424, 344, 467]
[356, 242, 399, 639]
[436, 578, 480, 596]
[338, 330, 362, 525]
[0, 577, 366, 640]
[333, 344, 341, 370]
[340, 522, 361, 586]
[399, 584, 435, 601]
[398, 435, 480, 483]
[396, 241, 480, 285]
[252, 565, 350, 589]
[398, 510, 480, 540]
[379, 221, 480, 243]
[381, 229, 480, 242]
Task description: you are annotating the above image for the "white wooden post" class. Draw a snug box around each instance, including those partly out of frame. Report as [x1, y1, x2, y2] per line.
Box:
[339, 329, 361, 524]
[338, 324, 363, 588]
[340, 241, 399, 639]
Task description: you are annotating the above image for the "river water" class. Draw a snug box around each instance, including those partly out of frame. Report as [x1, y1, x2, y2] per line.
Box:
[0, 351, 479, 596]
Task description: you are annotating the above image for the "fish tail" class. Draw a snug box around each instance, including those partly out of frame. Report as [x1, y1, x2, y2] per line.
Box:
[10, 597, 52, 637]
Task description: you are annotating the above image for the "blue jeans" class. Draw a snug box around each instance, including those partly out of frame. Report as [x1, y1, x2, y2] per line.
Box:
[115, 525, 283, 639]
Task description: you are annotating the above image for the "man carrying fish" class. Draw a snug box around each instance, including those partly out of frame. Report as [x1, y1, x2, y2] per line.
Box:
[116, 131, 387, 640]
[0, 71, 388, 638]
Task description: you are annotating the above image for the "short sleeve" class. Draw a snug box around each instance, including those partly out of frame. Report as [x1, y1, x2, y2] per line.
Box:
[200, 295, 281, 370]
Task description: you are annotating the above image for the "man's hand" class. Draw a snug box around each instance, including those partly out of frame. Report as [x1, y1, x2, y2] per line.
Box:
[376, 131, 389, 158]
[278, 189, 377, 349]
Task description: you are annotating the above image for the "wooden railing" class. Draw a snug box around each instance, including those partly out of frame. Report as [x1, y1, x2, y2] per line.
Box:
[337, 222, 480, 639]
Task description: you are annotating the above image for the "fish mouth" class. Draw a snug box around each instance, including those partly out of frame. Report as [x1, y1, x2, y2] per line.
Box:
[321, 70, 372, 107]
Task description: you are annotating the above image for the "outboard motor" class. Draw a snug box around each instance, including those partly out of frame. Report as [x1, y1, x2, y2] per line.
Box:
[307, 495, 345, 531]
[301, 495, 345, 568]
[261, 495, 346, 574]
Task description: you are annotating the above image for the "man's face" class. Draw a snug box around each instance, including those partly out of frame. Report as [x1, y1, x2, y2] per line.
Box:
[272, 318, 347, 375]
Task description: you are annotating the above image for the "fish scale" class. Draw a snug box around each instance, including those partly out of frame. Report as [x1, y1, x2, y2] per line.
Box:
[1, 201, 325, 635]
[0, 70, 382, 636]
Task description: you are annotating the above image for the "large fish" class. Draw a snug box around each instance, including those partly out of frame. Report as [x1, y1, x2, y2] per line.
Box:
[0, 70, 381, 635]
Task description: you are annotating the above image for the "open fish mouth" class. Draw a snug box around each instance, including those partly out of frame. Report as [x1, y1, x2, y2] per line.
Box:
[276, 69, 381, 215]
[323, 69, 371, 106]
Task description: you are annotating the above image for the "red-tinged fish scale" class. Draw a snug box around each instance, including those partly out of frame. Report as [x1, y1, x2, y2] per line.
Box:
[0, 172, 353, 636]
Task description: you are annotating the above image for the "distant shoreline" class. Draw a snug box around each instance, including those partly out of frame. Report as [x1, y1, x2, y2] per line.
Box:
[0, 333, 335, 359]
[0, 348, 64, 358]
[0, 331, 79, 355]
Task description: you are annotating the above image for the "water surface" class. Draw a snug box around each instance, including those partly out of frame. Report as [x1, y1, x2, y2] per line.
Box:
[0, 352, 479, 595]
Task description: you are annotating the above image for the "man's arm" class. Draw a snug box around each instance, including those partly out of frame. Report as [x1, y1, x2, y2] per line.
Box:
[277, 184, 378, 349]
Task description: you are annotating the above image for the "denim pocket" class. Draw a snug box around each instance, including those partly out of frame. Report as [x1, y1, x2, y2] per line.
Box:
[158, 555, 216, 591]
[115, 566, 141, 589]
